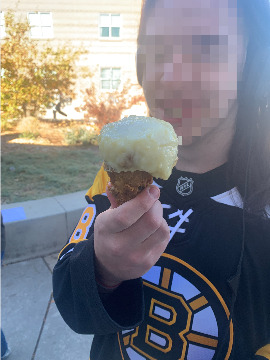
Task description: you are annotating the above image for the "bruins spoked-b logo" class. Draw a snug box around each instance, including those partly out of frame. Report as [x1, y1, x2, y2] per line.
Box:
[118, 254, 233, 360]
[176, 177, 194, 196]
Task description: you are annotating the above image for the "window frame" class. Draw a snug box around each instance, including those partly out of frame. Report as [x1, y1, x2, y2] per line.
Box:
[99, 13, 121, 39]
[27, 11, 54, 39]
[100, 67, 121, 91]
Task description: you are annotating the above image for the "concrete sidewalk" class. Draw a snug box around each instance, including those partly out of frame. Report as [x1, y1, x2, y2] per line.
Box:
[2, 190, 88, 263]
[1, 253, 94, 360]
[1, 190, 95, 358]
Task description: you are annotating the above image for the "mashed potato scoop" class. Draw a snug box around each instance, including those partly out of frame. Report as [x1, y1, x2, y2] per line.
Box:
[98, 115, 178, 205]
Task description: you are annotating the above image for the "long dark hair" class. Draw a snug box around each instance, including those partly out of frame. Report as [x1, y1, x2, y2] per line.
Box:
[228, 0, 270, 216]
[137, 0, 270, 216]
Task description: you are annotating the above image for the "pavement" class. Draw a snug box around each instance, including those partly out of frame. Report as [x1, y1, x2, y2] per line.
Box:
[1, 190, 94, 359]
[1, 253, 94, 360]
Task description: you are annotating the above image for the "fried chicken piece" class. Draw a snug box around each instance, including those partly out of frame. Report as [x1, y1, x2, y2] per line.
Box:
[107, 170, 153, 206]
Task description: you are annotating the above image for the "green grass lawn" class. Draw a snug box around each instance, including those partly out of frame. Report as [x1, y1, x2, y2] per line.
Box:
[1, 143, 102, 204]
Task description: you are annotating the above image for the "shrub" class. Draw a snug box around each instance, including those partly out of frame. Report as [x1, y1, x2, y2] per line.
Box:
[64, 126, 98, 146]
[16, 116, 41, 139]
[78, 80, 146, 130]
[19, 131, 39, 140]
[1, 118, 17, 131]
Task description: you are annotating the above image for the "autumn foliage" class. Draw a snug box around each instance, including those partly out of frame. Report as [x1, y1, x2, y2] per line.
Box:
[79, 81, 146, 130]
[1, 11, 85, 127]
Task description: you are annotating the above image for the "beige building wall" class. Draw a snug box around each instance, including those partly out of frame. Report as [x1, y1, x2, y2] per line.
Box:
[1, 0, 146, 120]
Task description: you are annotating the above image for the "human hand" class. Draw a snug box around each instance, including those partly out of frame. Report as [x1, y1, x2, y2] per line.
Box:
[94, 185, 170, 287]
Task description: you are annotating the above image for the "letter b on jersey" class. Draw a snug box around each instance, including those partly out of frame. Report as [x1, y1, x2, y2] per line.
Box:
[130, 283, 192, 359]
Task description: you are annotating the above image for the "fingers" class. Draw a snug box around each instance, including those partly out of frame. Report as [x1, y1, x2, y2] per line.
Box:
[119, 218, 170, 277]
[104, 185, 160, 233]
[141, 218, 170, 253]
[122, 199, 164, 244]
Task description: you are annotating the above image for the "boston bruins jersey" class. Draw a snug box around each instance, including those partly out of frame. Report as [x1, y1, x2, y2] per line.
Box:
[53, 164, 270, 360]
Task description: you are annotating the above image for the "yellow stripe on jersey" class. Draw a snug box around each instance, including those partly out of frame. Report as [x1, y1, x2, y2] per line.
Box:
[58, 204, 97, 260]
[58, 239, 85, 260]
[256, 344, 270, 359]
[69, 205, 96, 243]
[86, 165, 110, 201]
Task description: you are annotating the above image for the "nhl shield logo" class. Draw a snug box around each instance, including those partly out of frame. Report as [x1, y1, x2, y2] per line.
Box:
[176, 176, 194, 196]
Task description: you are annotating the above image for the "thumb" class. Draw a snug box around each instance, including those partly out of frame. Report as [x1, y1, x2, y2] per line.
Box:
[106, 183, 119, 209]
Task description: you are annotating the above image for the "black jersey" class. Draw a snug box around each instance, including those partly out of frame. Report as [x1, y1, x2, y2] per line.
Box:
[53, 164, 270, 360]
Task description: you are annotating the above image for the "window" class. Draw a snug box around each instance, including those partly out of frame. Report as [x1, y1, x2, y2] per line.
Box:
[28, 12, 53, 39]
[100, 68, 121, 90]
[0, 11, 6, 39]
[99, 14, 121, 38]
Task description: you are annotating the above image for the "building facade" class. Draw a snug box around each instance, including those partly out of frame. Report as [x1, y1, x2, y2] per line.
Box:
[1, 0, 146, 120]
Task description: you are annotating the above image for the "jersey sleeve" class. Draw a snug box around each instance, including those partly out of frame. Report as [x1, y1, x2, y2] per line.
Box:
[52, 193, 144, 335]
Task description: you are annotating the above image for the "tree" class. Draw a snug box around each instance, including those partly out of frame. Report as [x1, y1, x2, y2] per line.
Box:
[1, 11, 87, 126]
[78, 80, 146, 130]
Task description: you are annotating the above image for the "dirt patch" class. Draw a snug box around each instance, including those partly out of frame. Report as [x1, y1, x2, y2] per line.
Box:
[2, 122, 99, 153]
[1, 132, 65, 154]
[2, 119, 66, 148]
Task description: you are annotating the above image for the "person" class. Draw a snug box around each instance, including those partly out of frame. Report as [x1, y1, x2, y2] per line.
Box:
[53, 97, 67, 120]
[53, 0, 270, 359]
[1, 216, 11, 359]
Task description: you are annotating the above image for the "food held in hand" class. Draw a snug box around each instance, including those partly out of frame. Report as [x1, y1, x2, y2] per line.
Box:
[98, 115, 178, 205]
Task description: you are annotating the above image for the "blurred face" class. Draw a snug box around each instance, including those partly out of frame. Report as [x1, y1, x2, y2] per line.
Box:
[137, 0, 246, 145]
